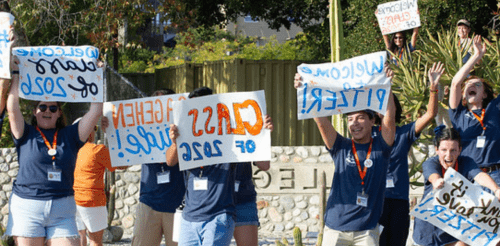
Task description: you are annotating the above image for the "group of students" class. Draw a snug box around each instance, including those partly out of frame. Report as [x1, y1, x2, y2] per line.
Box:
[293, 20, 500, 246]
[0, 17, 498, 246]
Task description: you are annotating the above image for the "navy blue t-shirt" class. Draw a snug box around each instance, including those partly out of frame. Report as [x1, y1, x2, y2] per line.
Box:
[449, 96, 500, 168]
[13, 122, 84, 200]
[234, 162, 256, 205]
[139, 162, 185, 213]
[372, 123, 419, 200]
[325, 133, 391, 231]
[413, 155, 481, 246]
[182, 163, 236, 222]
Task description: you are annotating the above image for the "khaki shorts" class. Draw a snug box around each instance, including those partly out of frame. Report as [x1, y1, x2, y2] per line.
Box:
[322, 225, 380, 246]
[131, 202, 176, 246]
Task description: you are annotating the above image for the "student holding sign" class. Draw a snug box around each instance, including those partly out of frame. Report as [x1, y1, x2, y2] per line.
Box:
[383, 27, 419, 65]
[294, 66, 396, 245]
[376, 62, 443, 246]
[5, 57, 102, 246]
[449, 36, 500, 191]
[166, 87, 274, 246]
[412, 127, 500, 246]
[131, 89, 185, 246]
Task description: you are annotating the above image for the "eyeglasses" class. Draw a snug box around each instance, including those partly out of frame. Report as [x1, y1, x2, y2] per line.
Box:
[38, 105, 58, 113]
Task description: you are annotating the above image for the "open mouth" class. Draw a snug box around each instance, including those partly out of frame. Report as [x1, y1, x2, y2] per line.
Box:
[444, 159, 454, 165]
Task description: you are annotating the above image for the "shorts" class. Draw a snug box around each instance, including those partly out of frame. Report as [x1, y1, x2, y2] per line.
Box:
[75, 205, 108, 233]
[5, 193, 79, 239]
[179, 213, 235, 246]
[235, 201, 259, 227]
[322, 225, 380, 246]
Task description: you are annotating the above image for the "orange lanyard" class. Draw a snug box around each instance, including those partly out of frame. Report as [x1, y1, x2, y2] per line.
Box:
[442, 161, 458, 177]
[352, 138, 373, 186]
[398, 47, 404, 59]
[470, 109, 486, 132]
[35, 126, 58, 161]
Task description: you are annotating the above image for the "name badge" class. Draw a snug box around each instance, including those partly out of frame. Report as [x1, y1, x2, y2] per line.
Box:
[48, 168, 62, 182]
[386, 175, 395, 188]
[157, 171, 170, 184]
[194, 177, 208, 190]
[356, 192, 368, 207]
[477, 136, 486, 148]
[235, 181, 241, 192]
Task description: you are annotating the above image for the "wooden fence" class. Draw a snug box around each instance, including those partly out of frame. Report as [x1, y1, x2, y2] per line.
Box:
[123, 59, 329, 146]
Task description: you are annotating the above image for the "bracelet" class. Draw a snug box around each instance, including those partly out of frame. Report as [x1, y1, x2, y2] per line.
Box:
[430, 89, 438, 93]
[12, 70, 19, 75]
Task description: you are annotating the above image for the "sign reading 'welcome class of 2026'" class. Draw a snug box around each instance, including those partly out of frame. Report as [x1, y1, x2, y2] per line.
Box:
[13, 46, 104, 103]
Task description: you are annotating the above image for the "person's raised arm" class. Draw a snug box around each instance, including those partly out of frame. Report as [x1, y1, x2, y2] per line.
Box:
[449, 35, 486, 109]
[474, 172, 500, 201]
[383, 35, 391, 50]
[414, 62, 444, 134]
[254, 114, 274, 171]
[7, 56, 23, 139]
[78, 103, 103, 142]
[294, 73, 337, 149]
[1, 26, 15, 114]
[381, 67, 396, 146]
[410, 27, 419, 48]
[166, 124, 179, 166]
[428, 173, 444, 190]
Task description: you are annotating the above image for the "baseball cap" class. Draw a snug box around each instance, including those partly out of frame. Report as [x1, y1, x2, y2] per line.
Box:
[457, 19, 470, 27]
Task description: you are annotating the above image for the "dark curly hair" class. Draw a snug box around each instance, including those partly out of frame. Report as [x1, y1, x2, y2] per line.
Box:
[433, 127, 461, 149]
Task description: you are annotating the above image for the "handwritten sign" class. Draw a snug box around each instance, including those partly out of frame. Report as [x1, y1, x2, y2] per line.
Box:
[0, 12, 13, 79]
[172, 90, 271, 171]
[13, 46, 104, 102]
[296, 51, 390, 120]
[103, 93, 188, 166]
[411, 168, 500, 246]
[375, 0, 420, 35]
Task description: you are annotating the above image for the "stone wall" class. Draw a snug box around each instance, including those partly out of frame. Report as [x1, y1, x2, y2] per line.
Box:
[0, 146, 425, 238]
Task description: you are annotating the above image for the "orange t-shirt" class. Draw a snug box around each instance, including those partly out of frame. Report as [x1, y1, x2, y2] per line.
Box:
[73, 142, 116, 207]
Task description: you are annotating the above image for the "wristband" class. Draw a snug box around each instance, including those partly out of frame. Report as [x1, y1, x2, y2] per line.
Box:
[430, 89, 438, 93]
[12, 70, 19, 75]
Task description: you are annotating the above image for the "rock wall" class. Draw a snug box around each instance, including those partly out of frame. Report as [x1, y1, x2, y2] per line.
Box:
[0, 146, 425, 238]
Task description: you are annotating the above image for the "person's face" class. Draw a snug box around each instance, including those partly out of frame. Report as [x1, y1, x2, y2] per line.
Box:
[394, 33, 404, 47]
[436, 140, 461, 169]
[347, 112, 374, 143]
[463, 78, 486, 106]
[457, 25, 470, 39]
[34, 102, 61, 129]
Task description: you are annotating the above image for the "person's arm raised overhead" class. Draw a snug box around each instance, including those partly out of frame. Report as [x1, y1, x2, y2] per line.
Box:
[381, 66, 396, 146]
[449, 35, 486, 109]
[414, 62, 444, 134]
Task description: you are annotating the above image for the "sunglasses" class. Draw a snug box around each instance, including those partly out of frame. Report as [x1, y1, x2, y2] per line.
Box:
[38, 105, 59, 113]
[394, 36, 404, 40]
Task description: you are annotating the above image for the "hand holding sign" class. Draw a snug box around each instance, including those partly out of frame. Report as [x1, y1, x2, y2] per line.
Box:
[0, 12, 14, 79]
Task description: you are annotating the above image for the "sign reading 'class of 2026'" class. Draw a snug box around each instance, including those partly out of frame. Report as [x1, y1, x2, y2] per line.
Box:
[13, 46, 104, 102]
[103, 93, 189, 167]
[172, 91, 271, 171]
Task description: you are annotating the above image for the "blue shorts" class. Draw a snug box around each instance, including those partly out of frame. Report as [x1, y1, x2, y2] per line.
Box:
[5, 193, 79, 239]
[179, 213, 235, 246]
[235, 201, 259, 227]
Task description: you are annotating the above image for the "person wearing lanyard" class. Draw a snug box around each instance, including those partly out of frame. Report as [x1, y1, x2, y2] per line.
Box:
[412, 127, 500, 246]
[5, 58, 102, 245]
[166, 87, 236, 246]
[449, 36, 500, 191]
[382, 27, 419, 66]
[375, 62, 444, 246]
[294, 65, 396, 245]
[131, 89, 186, 246]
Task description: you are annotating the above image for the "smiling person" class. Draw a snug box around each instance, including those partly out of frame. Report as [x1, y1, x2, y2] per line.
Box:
[457, 19, 472, 63]
[449, 35, 500, 192]
[5, 57, 102, 246]
[294, 65, 396, 245]
[383, 27, 419, 66]
[412, 127, 500, 246]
